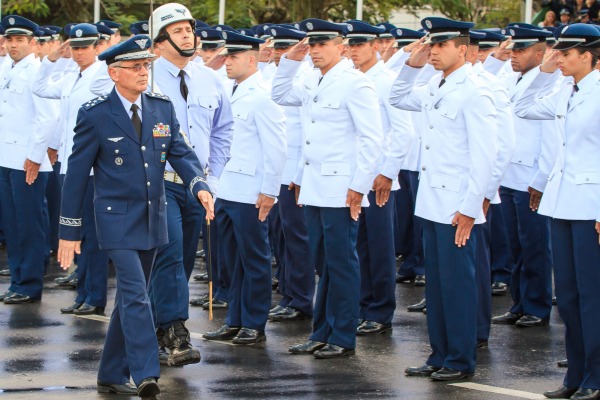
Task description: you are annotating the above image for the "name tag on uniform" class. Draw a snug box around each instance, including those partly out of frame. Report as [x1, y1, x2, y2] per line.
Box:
[153, 123, 171, 138]
[160, 152, 166, 162]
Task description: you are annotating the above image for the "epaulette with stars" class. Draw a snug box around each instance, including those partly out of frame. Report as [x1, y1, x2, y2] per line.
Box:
[82, 95, 109, 110]
[145, 92, 171, 101]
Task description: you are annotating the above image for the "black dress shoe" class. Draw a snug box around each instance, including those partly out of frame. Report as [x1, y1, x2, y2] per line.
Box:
[60, 302, 83, 314]
[516, 314, 548, 327]
[491, 282, 508, 296]
[190, 295, 209, 307]
[422, 307, 427, 314]
[55, 271, 77, 286]
[203, 325, 240, 341]
[543, 385, 578, 399]
[268, 304, 286, 316]
[405, 364, 441, 377]
[137, 377, 160, 398]
[163, 321, 201, 366]
[202, 298, 227, 310]
[196, 249, 205, 259]
[3, 292, 33, 304]
[271, 277, 279, 290]
[269, 307, 307, 321]
[0, 290, 13, 302]
[553, 296, 557, 306]
[491, 311, 522, 325]
[396, 273, 414, 283]
[477, 340, 489, 349]
[356, 320, 392, 335]
[232, 328, 266, 345]
[289, 340, 326, 355]
[414, 275, 426, 287]
[193, 272, 209, 282]
[407, 298, 426, 312]
[73, 303, 104, 315]
[557, 359, 568, 368]
[430, 367, 471, 381]
[571, 388, 600, 400]
[314, 344, 355, 359]
[0, 269, 11, 277]
[97, 381, 138, 395]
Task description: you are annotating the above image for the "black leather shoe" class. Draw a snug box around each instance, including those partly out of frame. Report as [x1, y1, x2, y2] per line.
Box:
[491, 311, 522, 325]
[60, 302, 82, 314]
[232, 328, 266, 345]
[55, 271, 77, 286]
[203, 325, 240, 341]
[268, 305, 286, 317]
[3, 292, 33, 304]
[0, 269, 11, 277]
[571, 388, 600, 400]
[158, 346, 169, 365]
[289, 340, 326, 355]
[516, 315, 548, 327]
[356, 321, 392, 335]
[162, 321, 201, 366]
[477, 340, 489, 349]
[422, 307, 427, 315]
[407, 299, 426, 312]
[193, 272, 209, 282]
[269, 307, 307, 322]
[190, 295, 209, 307]
[0, 290, 13, 302]
[97, 381, 137, 395]
[271, 277, 279, 290]
[196, 249, 205, 259]
[396, 273, 413, 283]
[414, 275, 426, 287]
[431, 367, 471, 381]
[202, 299, 227, 310]
[557, 359, 568, 368]
[542, 385, 578, 399]
[314, 344, 355, 359]
[73, 303, 104, 315]
[405, 365, 440, 377]
[491, 282, 508, 296]
[137, 377, 160, 398]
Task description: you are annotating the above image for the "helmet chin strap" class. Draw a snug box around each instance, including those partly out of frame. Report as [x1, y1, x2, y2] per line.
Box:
[165, 34, 197, 58]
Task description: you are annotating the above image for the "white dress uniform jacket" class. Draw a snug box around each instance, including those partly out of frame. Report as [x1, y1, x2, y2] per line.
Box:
[0, 53, 53, 172]
[514, 69, 600, 222]
[217, 70, 287, 204]
[271, 56, 383, 208]
[390, 63, 497, 224]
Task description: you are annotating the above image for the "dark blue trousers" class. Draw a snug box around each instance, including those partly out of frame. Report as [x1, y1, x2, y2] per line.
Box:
[218, 199, 272, 331]
[0, 167, 48, 299]
[306, 206, 359, 350]
[75, 176, 108, 308]
[45, 161, 61, 254]
[277, 185, 314, 315]
[552, 219, 600, 390]
[489, 203, 513, 284]
[203, 214, 227, 302]
[476, 211, 492, 342]
[98, 249, 159, 386]
[268, 202, 283, 281]
[500, 187, 553, 320]
[396, 170, 424, 276]
[422, 219, 478, 374]
[358, 190, 397, 325]
[149, 181, 203, 329]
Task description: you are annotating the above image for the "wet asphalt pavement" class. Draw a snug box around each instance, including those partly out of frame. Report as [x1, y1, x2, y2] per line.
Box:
[0, 247, 566, 400]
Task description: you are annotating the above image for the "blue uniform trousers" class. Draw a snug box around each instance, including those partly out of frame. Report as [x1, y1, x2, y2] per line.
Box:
[422, 219, 478, 374]
[552, 219, 600, 390]
[476, 212, 492, 342]
[203, 215, 227, 302]
[0, 167, 48, 299]
[217, 199, 272, 331]
[358, 190, 397, 325]
[499, 187, 552, 319]
[75, 176, 109, 308]
[45, 161, 61, 254]
[276, 185, 314, 315]
[489, 203, 513, 284]
[268, 202, 284, 282]
[306, 206, 360, 350]
[98, 249, 160, 386]
[149, 181, 203, 329]
[396, 170, 425, 277]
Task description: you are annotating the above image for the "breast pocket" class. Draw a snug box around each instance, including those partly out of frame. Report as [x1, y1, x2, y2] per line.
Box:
[233, 109, 249, 121]
[153, 138, 170, 166]
[510, 152, 536, 168]
[94, 199, 127, 242]
[104, 141, 133, 172]
[321, 162, 351, 197]
[575, 172, 600, 185]
[3, 131, 29, 147]
[429, 173, 461, 192]
[435, 104, 459, 120]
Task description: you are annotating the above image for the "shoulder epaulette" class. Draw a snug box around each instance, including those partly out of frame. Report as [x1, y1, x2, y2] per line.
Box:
[82, 95, 109, 110]
[145, 92, 171, 101]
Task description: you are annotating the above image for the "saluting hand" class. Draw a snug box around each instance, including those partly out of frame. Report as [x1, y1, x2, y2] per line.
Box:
[256, 194, 275, 222]
[493, 38, 512, 61]
[57, 239, 81, 270]
[528, 186, 543, 211]
[285, 38, 310, 62]
[372, 174, 392, 207]
[23, 159, 41, 185]
[47, 40, 71, 62]
[541, 50, 560, 74]
[198, 190, 215, 220]
[288, 182, 302, 207]
[346, 189, 364, 221]
[406, 37, 430, 68]
[452, 212, 475, 248]
[204, 49, 226, 71]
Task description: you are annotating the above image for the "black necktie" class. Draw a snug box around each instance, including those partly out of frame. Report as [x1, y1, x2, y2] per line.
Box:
[573, 84, 579, 93]
[178, 70, 188, 101]
[438, 78, 446, 88]
[318, 76, 323, 85]
[130, 104, 142, 140]
[516, 75, 523, 85]
[232, 84, 238, 95]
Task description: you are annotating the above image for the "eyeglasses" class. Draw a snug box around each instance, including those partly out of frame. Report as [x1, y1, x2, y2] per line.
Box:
[113, 62, 152, 72]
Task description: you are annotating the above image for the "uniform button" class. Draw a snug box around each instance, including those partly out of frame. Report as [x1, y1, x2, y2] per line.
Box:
[518, 160, 522, 163]
[238, 168, 242, 172]
[442, 185, 446, 188]
[209, 105, 212, 109]
[141, 146, 146, 151]
[148, 201, 152, 205]
[144, 163, 148, 168]
[162, 144, 166, 148]
[422, 166, 426, 171]
[560, 169, 563, 173]
[434, 105, 439, 109]
[430, 93, 434, 97]
[586, 178, 590, 182]
[562, 142, 566, 146]
[189, 125, 192, 129]
[107, 206, 112, 211]
[425, 145, 430, 150]
[115, 149, 119, 154]
[313, 98, 318, 102]
[429, 124, 433, 129]
[306, 140, 311, 145]
[333, 170, 337, 174]
[311, 120, 316, 124]
[147, 182, 151, 186]
[305, 161, 310, 166]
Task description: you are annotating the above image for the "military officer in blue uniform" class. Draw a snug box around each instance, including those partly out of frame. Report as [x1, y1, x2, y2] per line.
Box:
[57, 35, 214, 399]
[95, 19, 121, 45]
[391, 17, 497, 380]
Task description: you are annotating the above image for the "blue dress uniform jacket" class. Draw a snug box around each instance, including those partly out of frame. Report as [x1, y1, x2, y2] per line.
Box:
[59, 88, 209, 250]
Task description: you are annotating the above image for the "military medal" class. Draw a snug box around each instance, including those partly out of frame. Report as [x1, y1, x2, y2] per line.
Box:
[160, 152, 166, 162]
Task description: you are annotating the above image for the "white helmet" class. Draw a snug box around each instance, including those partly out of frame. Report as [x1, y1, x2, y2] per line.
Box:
[149, 3, 194, 41]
